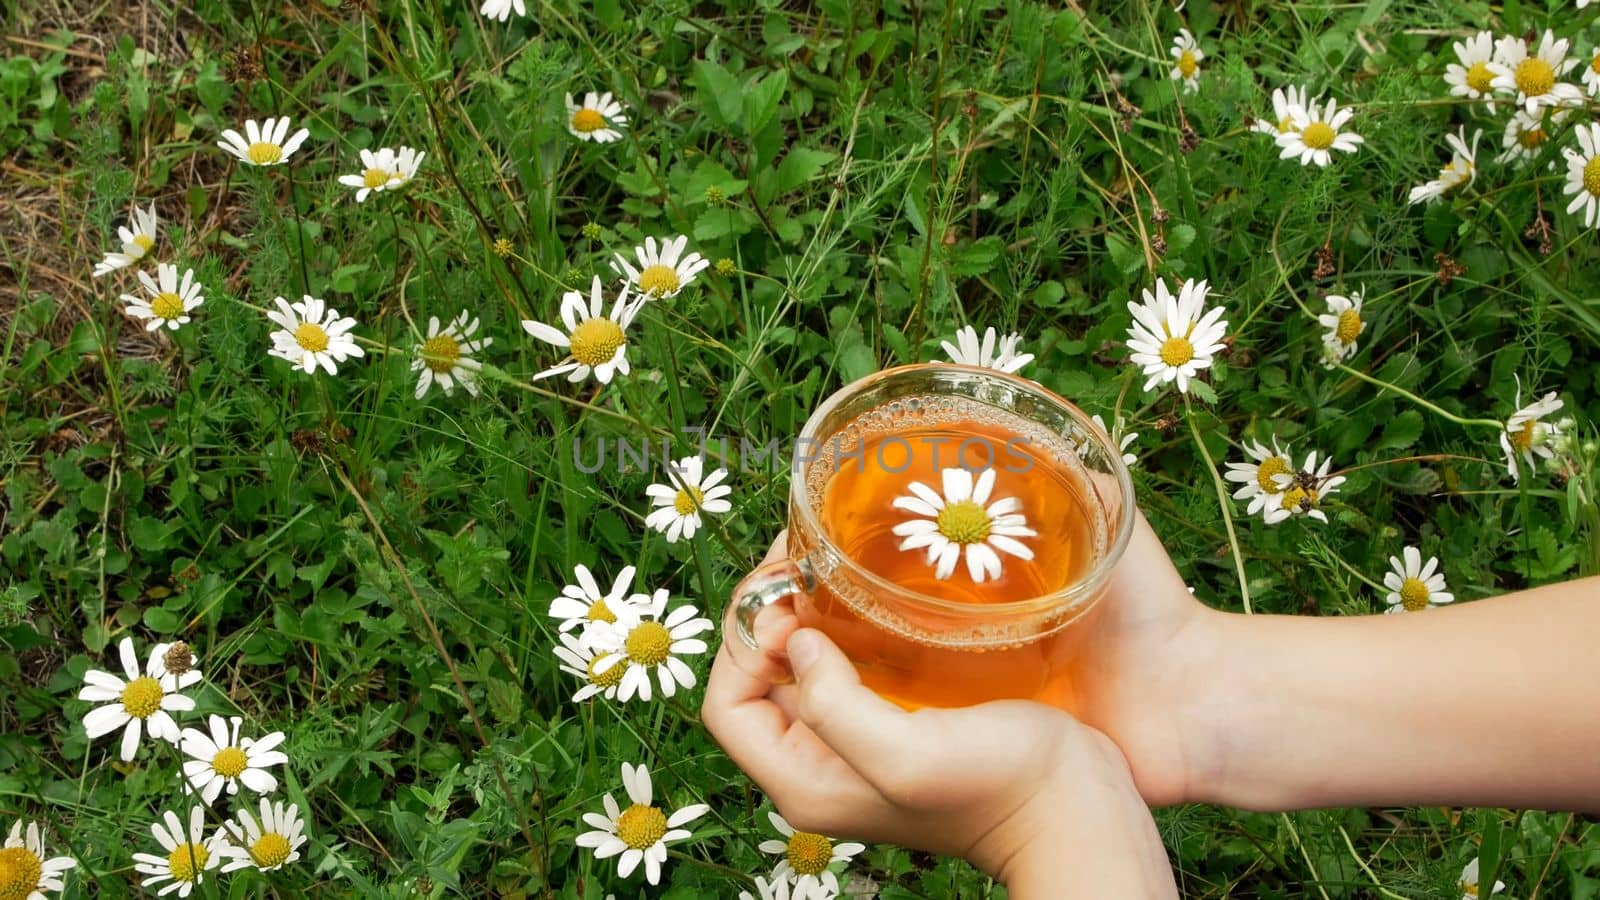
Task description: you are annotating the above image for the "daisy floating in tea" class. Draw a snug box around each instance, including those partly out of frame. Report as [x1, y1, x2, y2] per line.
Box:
[891, 466, 1037, 583]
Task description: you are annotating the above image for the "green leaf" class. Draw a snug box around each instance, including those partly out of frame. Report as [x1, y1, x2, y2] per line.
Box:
[773, 146, 836, 196]
[837, 342, 877, 382]
[143, 607, 181, 633]
[1377, 410, 1424, 451]
[742, 69, 787, 137]
[128, 515, 174, 553]
[691, 59, 742, 128]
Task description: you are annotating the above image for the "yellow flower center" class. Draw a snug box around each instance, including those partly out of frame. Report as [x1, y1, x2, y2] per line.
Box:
[624, 621, 673, 667]
[1466, 61, 1496, 94]
[1462, 883, 1480, 898]
[935, 498, 992, 544]
[294, 323, 330, 353]
[1279, 487, 1310, 512]
[211, 746, 249, 779]
[362, 167, 391, 189]
[1510, 419, 1539, 452]
[1256, 456, 1291, 493]
[420, 333, 461, 374]
[167, 842, 209, 884]
[132, 233, 156, 253]
[1158, 336, 1195, 367]
[585, 598, 616, 623]
[615, 804, 668, 851]
[1301, 121, 1336, 150]
[1517, 125, 1547, 150]
[571, 108, 606, 133]
[250, 833, 292, 869]
[1177, 51, 1198, 78]
[637, 264, 682, 298]
[673, 486, 705, 516]
[246, 142, 283, 165]
[1276, 115, 1295, 134]
[151, 291, 186, 321]
[0, 846, 43, 900]
[120, 676, 163, 718]
[1584, 156, 1600, 197]
[1514, 56, 1555, 97]
[785, 831, 835, 877]
[587, 655, 626, 688]
[1399, 577, 1431, 611]
[568, 318, 626, 367]
[1335, 308, 1363, 344]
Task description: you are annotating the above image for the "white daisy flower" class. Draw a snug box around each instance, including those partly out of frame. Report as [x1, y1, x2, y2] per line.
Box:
[1409, 127, 1482, 205]
[219, 799, 307, 873]
[1169, 28, 1204, 92]
[337, 146, 425, 202]
[92, 202, 159, 277]
[575, 762, 710, 886]
[1315, 290, 1364, 366]
[1124, 276, 1229, 394]
[521, 276, 643, 384]
[1224, 438, 1294, 519]
[1, 819, 77, 899]
[609, 235, 711, 300]
[1261, 451, 1345, 525]
[479, 0, 527, 22]
[1444, 30, 1498, 102]
[1089, 414, 1139, 467]
[1563, 122, 1600, 228]
[266, 295, 364, 376]
[216, 117, 310, 167]
[412, 310, 491, 398]
[1382, 546, 1455, 614]
[891, 466, 1037, 582]
[553, 631, 629, 702]
[1489, 31, 1583, 114]
[1253, 84, 1311, 136]
[566, 91, 628, 143]
[388, 145, 425, 190]
[1459, 858, 1507, 899]
[1499, 384, 1565, 482]
[1496, 107, 1565, 165]
[549, 564, 640, 636]
[758, 811, 867, 900]
[179, 715, 289, 806]
[592, 588, 714, 702]
[643, 455, 733, 543]
[121, 263, 205, 332]
[131, 807, 226, 898]
[1276, 96, 1364, 167]
[77, 637, 202, 762]
[739, 876, 794, 900]
[939, 325, 1034, 373]
[1582, 44, 1600, 96]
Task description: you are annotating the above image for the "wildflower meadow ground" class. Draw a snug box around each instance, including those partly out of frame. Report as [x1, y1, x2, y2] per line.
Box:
[2, 0, 1598, 897]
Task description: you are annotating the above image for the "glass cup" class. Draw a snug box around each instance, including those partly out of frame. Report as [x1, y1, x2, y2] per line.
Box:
[727, 363, 1136, 712]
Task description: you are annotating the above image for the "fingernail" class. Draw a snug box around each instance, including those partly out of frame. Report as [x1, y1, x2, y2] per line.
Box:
[787, 630, 820, 674]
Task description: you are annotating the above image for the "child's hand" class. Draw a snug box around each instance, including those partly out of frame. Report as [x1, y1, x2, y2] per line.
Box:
[703, 616, 1178, 895]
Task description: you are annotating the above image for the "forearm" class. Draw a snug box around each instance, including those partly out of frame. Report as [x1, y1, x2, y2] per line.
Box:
[999, 762, 1178, 898]
[1192, 576, 1600, 811]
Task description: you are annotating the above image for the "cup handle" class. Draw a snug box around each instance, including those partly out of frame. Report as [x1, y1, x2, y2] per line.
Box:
[732, 557, 810, 652]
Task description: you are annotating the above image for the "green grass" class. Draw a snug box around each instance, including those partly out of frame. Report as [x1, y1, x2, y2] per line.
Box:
[2, 0, 1598, 897]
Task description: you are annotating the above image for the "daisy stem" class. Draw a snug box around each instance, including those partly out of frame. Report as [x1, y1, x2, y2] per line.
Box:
[1314, 535, 1388, 594]
[285, 161, 312, 297]
[1334, 364, 1504, 431]
[1185, 399, 1253, 614]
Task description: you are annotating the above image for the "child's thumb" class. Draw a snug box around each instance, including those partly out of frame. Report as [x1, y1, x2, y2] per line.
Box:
[786, 629, 916, 783]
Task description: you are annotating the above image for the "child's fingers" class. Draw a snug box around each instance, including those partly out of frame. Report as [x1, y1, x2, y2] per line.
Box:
[787, 628, 931, 802]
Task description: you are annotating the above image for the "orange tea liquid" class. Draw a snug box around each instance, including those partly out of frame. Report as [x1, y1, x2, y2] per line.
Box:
[793, 406, 1107, 710]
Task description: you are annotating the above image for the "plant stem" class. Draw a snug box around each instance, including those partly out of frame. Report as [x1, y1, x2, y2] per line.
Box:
[1335, 364, 1503, 431]
[1186, 399, 1253, 614]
